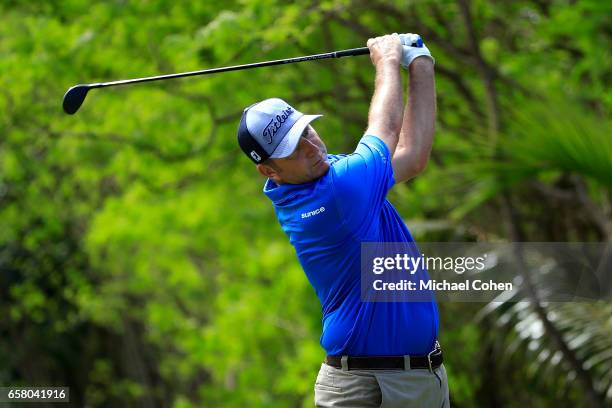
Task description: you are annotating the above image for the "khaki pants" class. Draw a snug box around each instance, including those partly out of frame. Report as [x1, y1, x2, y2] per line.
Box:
[314, 362, 450, 408]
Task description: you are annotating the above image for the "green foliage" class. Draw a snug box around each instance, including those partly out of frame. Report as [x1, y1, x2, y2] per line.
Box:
[0, 0, 610, 407]
[441, 98, 612, 220]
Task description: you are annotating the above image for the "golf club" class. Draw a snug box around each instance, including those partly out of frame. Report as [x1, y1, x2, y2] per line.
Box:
[62, 47, 369, 115]
[63, 38, 423, 115]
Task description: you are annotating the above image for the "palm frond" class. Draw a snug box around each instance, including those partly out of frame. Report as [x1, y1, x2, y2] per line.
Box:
[444, 98, 611, 219]
[477, 301, 612, 404]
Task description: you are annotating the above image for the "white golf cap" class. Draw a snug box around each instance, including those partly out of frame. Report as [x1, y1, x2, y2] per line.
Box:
[237, 98, 322, 163]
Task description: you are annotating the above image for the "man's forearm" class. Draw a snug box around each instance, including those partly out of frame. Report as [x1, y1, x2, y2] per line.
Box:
[393, 58, 436, 181]
[365, 59, 403, 155]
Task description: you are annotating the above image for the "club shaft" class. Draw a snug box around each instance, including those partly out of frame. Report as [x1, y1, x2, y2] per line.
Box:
[90, 47, 370, 89]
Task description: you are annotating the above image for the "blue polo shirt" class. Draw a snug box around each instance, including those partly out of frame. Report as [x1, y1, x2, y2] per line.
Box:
[263, 135, 439, 356]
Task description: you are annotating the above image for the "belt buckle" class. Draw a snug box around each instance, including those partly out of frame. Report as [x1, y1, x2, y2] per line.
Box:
[426, 348, 434, 373]
[427, 341, 441, 373]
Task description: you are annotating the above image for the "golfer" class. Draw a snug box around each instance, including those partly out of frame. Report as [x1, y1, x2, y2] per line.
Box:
[237, 33, 449, 407]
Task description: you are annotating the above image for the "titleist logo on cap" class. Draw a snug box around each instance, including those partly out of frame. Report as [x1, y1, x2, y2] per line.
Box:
[262, 106, 294, 144]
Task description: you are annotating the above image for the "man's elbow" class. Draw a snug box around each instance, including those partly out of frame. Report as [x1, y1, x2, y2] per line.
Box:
[402, 156, 428, 181]
[393, 151, 430, 183]
[413, 153, 430, 174]
[408, 149, 431, 176]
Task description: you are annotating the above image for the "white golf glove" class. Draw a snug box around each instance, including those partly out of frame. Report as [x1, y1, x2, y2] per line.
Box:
[399, 33, 434, 68]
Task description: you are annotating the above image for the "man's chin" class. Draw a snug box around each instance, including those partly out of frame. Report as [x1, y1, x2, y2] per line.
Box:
[317, 161, 330, 176]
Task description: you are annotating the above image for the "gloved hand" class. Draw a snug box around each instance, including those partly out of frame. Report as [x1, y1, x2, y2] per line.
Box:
[399, 33, 434, 68]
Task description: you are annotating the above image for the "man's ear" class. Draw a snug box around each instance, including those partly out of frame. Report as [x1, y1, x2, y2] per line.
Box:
[256, 163, 282, 183]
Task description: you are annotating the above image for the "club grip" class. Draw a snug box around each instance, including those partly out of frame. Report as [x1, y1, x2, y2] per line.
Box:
[334, 47, 370, 58]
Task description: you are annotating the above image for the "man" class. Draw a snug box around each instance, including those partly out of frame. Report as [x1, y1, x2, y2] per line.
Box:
[237, 33, 449, 407]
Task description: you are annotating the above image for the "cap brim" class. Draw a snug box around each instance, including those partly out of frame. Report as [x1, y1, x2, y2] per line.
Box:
[269, 114, 322, 159]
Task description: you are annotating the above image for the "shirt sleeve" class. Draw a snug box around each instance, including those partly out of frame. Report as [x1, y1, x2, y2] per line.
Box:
[331, 134, 395, 237]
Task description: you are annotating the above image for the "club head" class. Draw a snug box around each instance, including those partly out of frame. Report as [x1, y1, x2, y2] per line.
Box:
[62, 84, 91, 114]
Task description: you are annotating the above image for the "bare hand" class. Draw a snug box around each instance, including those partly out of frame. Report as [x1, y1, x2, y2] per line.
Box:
[367, 34, 402, 67]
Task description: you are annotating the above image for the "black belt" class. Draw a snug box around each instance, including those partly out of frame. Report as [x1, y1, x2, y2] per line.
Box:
[325, 344, 443, 371]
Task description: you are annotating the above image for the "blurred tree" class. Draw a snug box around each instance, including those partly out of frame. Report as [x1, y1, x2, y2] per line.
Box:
[0, 0, 609, 407]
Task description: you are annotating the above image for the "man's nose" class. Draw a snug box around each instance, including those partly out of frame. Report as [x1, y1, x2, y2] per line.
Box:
[303, 138, 318, 157]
